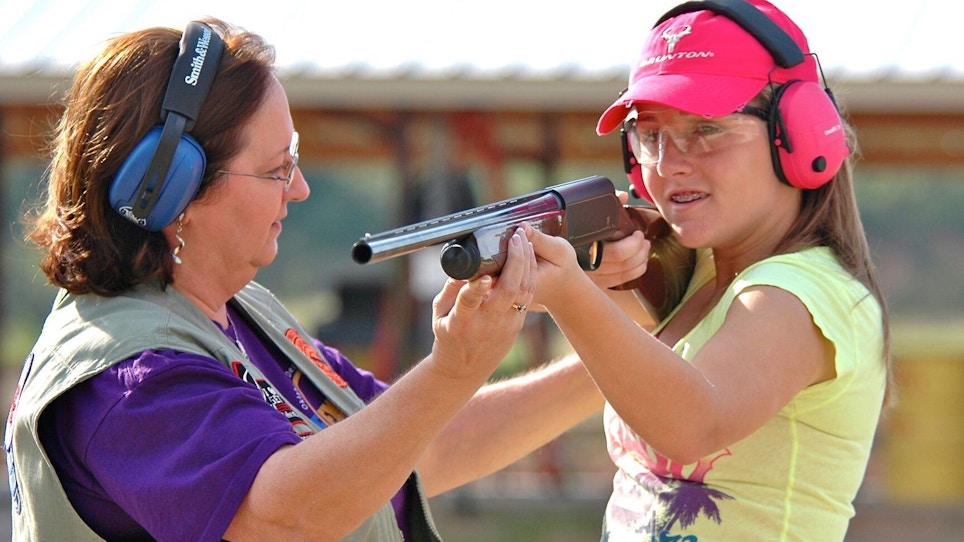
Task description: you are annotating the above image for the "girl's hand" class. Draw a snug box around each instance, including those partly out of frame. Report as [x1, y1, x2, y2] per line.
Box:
[586, 230, 651, 290]
[522, 223, 585, 309]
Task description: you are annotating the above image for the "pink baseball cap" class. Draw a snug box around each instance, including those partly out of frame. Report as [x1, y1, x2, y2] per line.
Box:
[596, 0, 820, 135]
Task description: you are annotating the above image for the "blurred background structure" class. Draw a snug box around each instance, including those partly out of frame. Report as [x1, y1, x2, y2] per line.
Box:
[1, 1, 963, 539]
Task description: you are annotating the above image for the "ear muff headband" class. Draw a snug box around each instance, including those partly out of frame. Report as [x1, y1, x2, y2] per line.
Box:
[655, 0, 803, 68]
[109, 21, 224, 231]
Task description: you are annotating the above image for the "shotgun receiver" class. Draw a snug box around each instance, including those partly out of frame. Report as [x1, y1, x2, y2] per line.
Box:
[352, 175, 622, 280]
[351, 175, 695, 320]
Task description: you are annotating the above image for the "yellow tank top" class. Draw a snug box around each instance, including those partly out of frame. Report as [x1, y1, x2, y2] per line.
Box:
[602, 247, 886, 541]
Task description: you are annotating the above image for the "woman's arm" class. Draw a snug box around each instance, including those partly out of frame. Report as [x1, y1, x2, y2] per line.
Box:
[226, 230, 537, 541]
[415, 352, 604, 496]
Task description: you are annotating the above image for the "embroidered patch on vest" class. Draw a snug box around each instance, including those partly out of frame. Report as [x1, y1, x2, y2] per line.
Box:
[5, 353, 34, 515]
[284, 329, 349, 388]
[232, 360, 315, 439]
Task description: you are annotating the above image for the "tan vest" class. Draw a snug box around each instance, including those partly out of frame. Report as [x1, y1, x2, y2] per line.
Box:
[5, 282, 441, 541]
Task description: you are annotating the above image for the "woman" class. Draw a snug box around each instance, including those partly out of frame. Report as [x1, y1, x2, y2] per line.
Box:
[6, 18, 603, 541]
[524, 1, 892, 540]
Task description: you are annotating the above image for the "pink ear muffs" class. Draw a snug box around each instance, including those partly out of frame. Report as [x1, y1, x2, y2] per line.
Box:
[621, 125, 651, 201]
[766, 80, 849, 189]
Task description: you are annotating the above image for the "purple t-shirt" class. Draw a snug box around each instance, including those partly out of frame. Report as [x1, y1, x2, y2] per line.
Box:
[38, 306, 396, 542]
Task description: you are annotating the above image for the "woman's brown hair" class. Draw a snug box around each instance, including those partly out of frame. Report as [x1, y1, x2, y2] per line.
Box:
[23, 18, 276, 296]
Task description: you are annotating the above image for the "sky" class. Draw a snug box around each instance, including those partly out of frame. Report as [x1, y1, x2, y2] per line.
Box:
[1, 0, 962, 80]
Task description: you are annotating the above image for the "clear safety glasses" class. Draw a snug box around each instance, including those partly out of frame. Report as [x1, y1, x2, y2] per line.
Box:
[623, 110, 764, 166]
[217, 131, 300, 190]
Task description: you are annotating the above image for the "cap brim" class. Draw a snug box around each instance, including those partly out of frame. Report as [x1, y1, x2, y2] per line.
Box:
[596, 73, 769, 135]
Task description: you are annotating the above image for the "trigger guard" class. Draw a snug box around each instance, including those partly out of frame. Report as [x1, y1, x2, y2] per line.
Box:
[575, 241, 604, 271]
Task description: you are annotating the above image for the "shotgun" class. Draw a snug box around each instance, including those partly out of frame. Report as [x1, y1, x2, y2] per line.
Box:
[350, 175, 694, 320]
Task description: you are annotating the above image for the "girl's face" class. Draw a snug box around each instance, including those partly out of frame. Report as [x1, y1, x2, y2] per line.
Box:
[636, 106, 801, 254]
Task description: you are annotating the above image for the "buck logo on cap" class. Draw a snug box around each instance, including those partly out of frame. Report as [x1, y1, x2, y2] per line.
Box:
[661, 25, 691, 53]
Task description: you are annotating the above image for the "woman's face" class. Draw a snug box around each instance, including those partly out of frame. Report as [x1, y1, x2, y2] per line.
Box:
[179, 77, 309, 284]
[637, 105, 800, 253]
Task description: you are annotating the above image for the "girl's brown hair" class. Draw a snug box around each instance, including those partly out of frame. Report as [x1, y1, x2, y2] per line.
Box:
[763, 87, 895, 406]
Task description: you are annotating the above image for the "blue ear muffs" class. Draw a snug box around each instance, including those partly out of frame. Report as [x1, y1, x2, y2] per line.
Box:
[109, 126, 206, 231]
[108, 21, 223, 231]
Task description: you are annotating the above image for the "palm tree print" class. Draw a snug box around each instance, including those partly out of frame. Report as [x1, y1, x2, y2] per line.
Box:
[603, 408, 735, 540]
[654, 476, 733, 540]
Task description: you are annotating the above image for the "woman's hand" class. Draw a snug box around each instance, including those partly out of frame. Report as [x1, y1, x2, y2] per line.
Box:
[429, 229, 536, 381]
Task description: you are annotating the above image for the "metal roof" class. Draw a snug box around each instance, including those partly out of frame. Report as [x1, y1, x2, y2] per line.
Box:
[2, 0, 963, 112]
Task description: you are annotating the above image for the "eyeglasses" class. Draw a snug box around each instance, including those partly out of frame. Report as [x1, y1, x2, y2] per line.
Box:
[216, 131, 300, 190]
[623, 110, 763, 166]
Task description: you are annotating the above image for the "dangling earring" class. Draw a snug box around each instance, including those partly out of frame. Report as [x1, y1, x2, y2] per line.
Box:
[172, 213, 185, 265]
